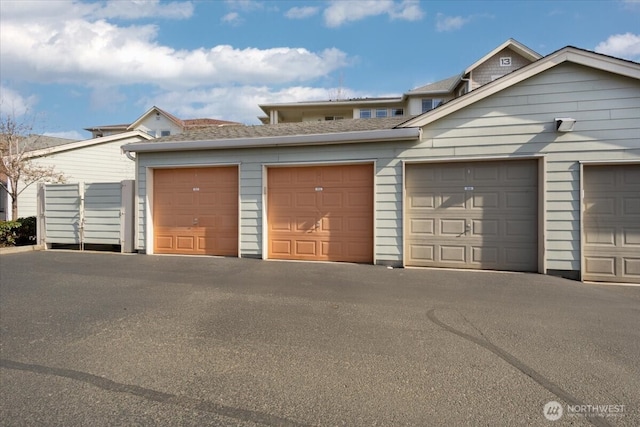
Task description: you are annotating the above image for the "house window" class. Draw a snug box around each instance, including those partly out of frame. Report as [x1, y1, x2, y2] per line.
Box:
[392, 108, 404, 116]
[160, 130, 171, 137]
[324, 116, 344, 121]
[421, 99, 443, 113]
[360, 109, 372, 119]
[376, 108, 388, 118]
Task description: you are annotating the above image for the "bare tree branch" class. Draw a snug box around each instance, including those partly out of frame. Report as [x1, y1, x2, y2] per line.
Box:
[1, 108, 66, 219]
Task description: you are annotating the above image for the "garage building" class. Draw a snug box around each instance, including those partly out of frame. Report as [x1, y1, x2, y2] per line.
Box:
[124, 47, 640, 283]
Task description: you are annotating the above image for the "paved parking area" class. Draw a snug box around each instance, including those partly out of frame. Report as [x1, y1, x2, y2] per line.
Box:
[1, 251, 639, 426]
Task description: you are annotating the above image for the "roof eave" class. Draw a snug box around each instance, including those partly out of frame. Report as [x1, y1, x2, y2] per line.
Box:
[123, 128, 421, 153]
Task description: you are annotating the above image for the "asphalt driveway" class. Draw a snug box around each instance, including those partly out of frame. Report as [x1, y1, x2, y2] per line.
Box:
[1, 251, 639, 426]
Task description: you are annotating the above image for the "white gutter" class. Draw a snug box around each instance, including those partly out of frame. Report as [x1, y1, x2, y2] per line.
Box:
[123, 127, 420, 153]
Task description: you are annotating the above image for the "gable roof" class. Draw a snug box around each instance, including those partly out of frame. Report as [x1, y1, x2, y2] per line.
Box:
[16, 135, 78, 152]
[464, 38, 542, 75]
[123, 117, 420, 153]
[399, 46, 640, 129]
[126, 106, 184, 131]
[26, 130, 153, 159]
[406, 75, 461, 95]
[85, 106, 241, 133]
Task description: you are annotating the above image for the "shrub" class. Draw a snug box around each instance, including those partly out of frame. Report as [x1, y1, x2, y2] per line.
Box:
[0, 220, 21, 247]
[0, 217, 37, 247]
[16, 216, 37, 246]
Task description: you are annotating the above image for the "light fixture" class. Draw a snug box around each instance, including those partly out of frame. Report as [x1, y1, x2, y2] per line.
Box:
[555, 118, 576, 132]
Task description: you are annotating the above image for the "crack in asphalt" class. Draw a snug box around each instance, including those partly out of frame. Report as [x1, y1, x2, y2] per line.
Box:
[426, 309, 612, 427]
[0, 358, 312, 427]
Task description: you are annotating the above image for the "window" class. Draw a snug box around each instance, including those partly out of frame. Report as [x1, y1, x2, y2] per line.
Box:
[421, 99, 443, 113]
[392, 108, 404, 117]
[160, 130, 171, 137]
[359, 109, 372, 119]
[376, 108, 388, 118]
[324, 116, 344, 121]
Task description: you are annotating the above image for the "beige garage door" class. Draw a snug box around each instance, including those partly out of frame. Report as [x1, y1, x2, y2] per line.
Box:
[583, 164, 640, 283]
[405, 159, 538, 271]
[153, 166, 238, 256]
[268, 164, 373, 263]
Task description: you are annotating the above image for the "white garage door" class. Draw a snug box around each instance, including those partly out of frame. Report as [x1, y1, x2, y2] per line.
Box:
[405, 159, 538, 272]
[583, 164, 640, 283]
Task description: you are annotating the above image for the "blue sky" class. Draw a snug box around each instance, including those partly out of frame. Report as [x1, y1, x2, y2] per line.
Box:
[1, 0, 639, 140]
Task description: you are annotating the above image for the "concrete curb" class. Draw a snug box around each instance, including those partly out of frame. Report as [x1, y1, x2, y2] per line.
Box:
[0, 245, 45, 255]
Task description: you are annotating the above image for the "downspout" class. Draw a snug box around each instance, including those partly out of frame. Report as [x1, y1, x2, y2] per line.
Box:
[124, 149, 136, 161]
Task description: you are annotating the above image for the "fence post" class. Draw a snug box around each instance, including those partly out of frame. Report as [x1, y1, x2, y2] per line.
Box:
[36, 183, 47, 248]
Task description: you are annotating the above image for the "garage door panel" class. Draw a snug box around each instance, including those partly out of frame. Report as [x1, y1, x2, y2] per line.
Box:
[625, 259, 640, 276]
[176, 235, 196, 250]
[441, 246, 466, 263]
[153, 167, 238, 256]
[625, 229, 640, 245]
[441, 193, 466, 209]
[320, 191, 343, 207]
[410, 194, 435, 208]
[271, 240, 292, 256]
[624, 197, 640, 215]
[505, 191, 536, 208]
[472, 165, 499, 181]
[268, 164, 373, 262]
[441, 166, 466, 182]
[506, 163, 537, 182]
[473, 219, 498, 236]
[347, 190, 373, 208]
[295, 240, 317, 256]
[472, 193, 499, 208]
[410, 218, 435, 235]
[440, 219, 466, 235]
[505, 219, 537, 238]
[472, 246, 498, 263]
[295, 217, 316, 232]
[406, 160, 538, 272]
[584, 164, 640, 283]
[585, 257, 616, 276]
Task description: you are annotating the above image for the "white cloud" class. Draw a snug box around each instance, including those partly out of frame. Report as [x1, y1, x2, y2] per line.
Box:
[225, 0, 264, 12]
[0, 3, 350, 88]
[595, 33, 640, 60]
[435, 13, 471, 32]
[0, 86, 37, 117]
[1, 0, 193, 22]
[285, 6, 320, 19]
[324, 0, 423, 28]
[96, 0, 194, 20]
[222, 12, 243, 25]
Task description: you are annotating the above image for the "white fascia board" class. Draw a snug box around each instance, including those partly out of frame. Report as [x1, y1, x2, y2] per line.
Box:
[123, 128, 420, 153]
[25, 131, 153, 159]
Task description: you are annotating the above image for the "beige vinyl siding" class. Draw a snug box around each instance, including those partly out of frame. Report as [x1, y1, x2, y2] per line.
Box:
[401, 62, 640, 273]
[17, 137, 140, 218]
